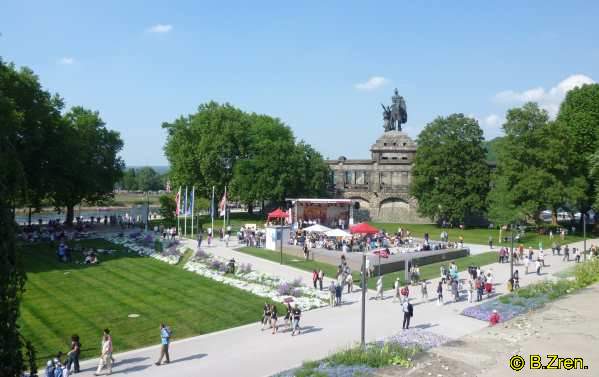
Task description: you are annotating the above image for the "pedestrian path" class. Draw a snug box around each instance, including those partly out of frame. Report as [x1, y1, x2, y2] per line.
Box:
[74, 238, 598, 377]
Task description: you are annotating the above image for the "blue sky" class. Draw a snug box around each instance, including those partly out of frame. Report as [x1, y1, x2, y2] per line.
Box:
[2, 1, 598, 165]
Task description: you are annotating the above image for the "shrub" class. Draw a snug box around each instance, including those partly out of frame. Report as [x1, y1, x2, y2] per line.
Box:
[574, 258, 599, 287]
[195, 249, 210, 260]
[154, 239, 163, 252]
[292, 288, 302, 297]
[290, 277, 303, 287]
[277, 282, 291, 296]
[325, 342, 417, 368]
[210, 260, 223, 270]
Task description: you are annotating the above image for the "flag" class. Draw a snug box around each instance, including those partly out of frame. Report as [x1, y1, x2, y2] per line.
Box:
[219, 189, 227, 217]
[189, 187, 195, 215]
[183, 186, 188, 217]
[175, 187, 181, 215]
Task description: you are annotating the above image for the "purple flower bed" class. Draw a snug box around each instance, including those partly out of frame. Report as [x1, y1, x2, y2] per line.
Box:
[290, 277, 302, 287]
[382, 328, 450, 351]
[277, 282, 291, 296]
[462, 296, 547, 322]
[210, 259, 223, 270]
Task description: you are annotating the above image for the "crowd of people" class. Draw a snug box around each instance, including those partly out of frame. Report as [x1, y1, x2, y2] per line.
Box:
[261, 302, 302, 336]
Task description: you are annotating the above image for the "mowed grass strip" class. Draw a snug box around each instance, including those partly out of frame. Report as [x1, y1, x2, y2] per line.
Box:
[19, 239, 277, 366]
[366, 251, 498, 291]
[237, 246, 360, 281]
[368, 222, 585, 247]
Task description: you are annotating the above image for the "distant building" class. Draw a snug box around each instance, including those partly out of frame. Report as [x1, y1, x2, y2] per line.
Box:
[327, 130, 428, 223]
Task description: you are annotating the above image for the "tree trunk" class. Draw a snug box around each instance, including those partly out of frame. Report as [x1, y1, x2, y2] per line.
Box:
[247, 203, 254, 215]
[261, 200, 265, 215]
[28, 207, 32, 226]
[66, 205, 75, 226]
[551, 208, 558, 226]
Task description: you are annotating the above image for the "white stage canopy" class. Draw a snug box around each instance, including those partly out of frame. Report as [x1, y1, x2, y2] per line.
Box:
[324, 228, 351, 238]
[303, 224, 331, 233]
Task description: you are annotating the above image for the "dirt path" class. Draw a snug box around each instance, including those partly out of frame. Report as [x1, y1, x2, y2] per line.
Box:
[375, 283, 599, 377]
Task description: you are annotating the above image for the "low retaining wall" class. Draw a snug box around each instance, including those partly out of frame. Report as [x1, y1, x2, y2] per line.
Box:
[377, 248, 470, 275]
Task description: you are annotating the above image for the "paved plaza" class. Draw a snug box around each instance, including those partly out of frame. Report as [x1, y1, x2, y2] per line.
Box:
[71, 238, 596, 377]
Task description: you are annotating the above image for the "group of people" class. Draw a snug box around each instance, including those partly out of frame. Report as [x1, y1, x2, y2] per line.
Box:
[44, 335, 81, 377]
[261, 302, 302, 336]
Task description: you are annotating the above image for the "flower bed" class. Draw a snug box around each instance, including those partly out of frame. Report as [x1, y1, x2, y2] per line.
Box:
[184, 250, 329, 311]
[106, 232, 184, 265]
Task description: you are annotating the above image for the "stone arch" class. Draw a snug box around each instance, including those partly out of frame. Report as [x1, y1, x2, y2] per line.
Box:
[378, 197, 411, 222]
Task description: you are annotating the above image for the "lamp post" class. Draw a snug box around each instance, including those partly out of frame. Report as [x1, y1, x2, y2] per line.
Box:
[510, 224, 515, 280]
[583, 212, 587, 262]
[145, 191, 149, 232]
[361, 251, 366, 349]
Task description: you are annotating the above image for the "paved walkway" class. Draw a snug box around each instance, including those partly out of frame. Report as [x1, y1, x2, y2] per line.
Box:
[74, 238, 597, 377]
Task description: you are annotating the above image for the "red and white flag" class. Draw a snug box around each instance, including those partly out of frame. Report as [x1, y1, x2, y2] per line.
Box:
[175, 187, 181, 216]
[219, 188, 227, 217]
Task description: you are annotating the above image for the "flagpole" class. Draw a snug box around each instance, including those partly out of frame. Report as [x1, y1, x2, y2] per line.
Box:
[191, 186, 195, 238]
[223, 185, 227, 231]
[184, 186, 188, 237]
[176, 186, 181, 236]
[211, 186, 215, 237]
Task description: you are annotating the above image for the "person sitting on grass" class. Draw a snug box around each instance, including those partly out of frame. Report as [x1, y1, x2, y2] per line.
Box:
[489, 309, 500, 326]
[85, 252, 99, 265]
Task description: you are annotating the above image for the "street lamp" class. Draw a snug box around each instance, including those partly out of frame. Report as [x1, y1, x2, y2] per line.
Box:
[583, 212, 587, 262]
[510, 224, 515, 280]
[360, 251, 366, 348]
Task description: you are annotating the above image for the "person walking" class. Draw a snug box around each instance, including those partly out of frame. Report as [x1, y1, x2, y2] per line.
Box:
[476, 278, 484, 301]
[270, 304, 278, 334]
[95, 329, 112, 376]
[402, 299, 412, 329]
[420, 280, 428, 300]
[489, 309, 500, 326]
[467, 279, 474, 303]
[261, 303, 271, 330]
[451, 279, 459, 302]
[345, 273, 353, 293]
[538, 249, 545, 266]
[436, 281, 443, 305]
[335, 280, 342, 305]
[394, 278, 401, 302]
[197, 231, 203, 249]
[400, 284, 409, 304]
[376, 276, 384, 300]
[535, 259, 542, 275]
[66, 335, 81, 374]
[312, 270, 318, 289]
[328, 280, 336, 307]
[318, 269, 324, 290]
[155, 323, 171, 366]
[291, 304, 302, 336]
[563, 246, 570, 262]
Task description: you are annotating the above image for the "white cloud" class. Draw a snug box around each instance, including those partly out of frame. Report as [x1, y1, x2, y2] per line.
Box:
[483, 114, 501, 128]
[58, 57, 75, 65]
[147, 24, 173, 33]
[494, 74, 595, 117]
[354, 76, 389, 91]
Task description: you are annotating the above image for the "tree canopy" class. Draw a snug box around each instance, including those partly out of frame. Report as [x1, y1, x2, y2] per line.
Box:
[410, 113, 490, 224]
[119, 167, 165, 191]
[163, 102, 328, 208]
[488, 102, 586, 225]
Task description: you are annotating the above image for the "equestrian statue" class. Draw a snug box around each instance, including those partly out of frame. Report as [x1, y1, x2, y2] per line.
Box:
[382, 88, 407, 132]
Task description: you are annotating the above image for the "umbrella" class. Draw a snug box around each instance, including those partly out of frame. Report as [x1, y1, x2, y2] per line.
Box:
[267, 208, 287, 220]
[325, 228, 351, 238]
[350, 222, 379, 234]
[303, 224, 331, 233]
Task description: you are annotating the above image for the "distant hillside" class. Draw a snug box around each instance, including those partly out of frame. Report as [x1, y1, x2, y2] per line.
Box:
[484, 137, 502, 163]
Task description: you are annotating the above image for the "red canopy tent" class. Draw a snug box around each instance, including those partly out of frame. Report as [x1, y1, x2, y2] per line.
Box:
[350, 222, 379, 234]
[267, 208, 288, 221]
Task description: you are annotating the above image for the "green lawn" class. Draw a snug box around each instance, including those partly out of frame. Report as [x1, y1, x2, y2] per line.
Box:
[19, 239, 280, 366]
[367, 251, 498, 291]
[237, 246, 360, 281]
[368, 222, 585, 247]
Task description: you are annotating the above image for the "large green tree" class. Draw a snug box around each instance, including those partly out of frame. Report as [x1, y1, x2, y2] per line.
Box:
[163, 102, 329, 210]
[52, 107, 124, 224]
[488, 103, 585, 225]
[556, 83, 599, 218]
[410, 113, 490, 224]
